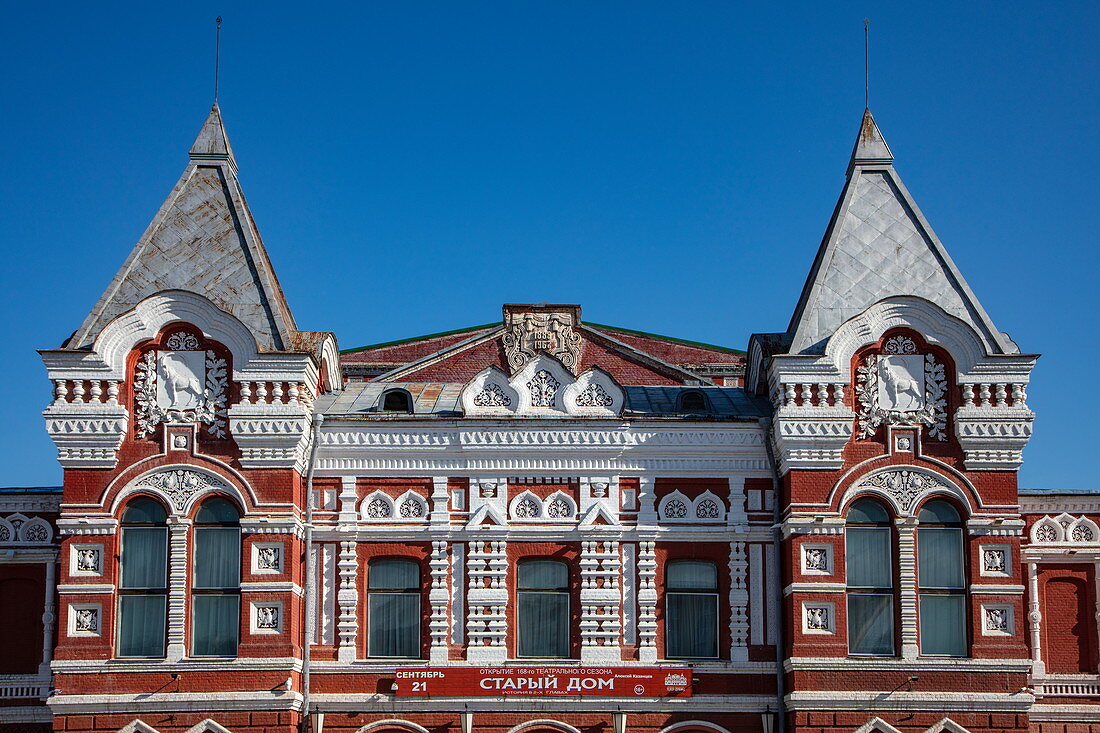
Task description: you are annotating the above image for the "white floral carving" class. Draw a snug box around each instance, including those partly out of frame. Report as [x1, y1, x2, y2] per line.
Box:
[663, 499, 688, 519]
[575, 382, 613, 408]
[1035, 524, 1057, 542]
[855, 469, 952, 512]
[473, 383, 511, 407]
[696, 498, 721, 519]
[135, 469, 229, 511]
[366, 497, 392, 519]
[1073, 525, 1095, 542]
[399, 497, 425, 518]
[165, 332, 200, 350]
[527, 369, 560, 408]
[546, 497, 572, 518]
[23, 523, 48, 542]
[514, 497, 540, 519]
[855, 341, 948, 441]
[135, 348, 228, 439]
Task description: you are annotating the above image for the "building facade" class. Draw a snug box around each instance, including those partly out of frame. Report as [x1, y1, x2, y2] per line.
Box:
[0, 105, 1095, 733]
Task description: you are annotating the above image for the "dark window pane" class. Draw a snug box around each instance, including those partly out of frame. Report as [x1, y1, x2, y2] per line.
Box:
[919, 595, 966, 656]
[518, 560, 569, 589]
[118, 595, 166, 657]
[195, 497, 240, 525]
[680, 392, 707, 412]
[518, 591, 569, 657]
[918, 499, 961, 524]
[368, 559, 419, 590]
[667, 593, 718, 658]
[193, 595, 240, 657]
[368, 593, 420, 657]
[917, 527, 964, 589]
[848, 594, 894, 655]
[194, 527, 240, 589]
[122, 497, 167, 525]
[667, 560, 718, 590]
[120, 528, 167, 589]
[846, 527, 892, 588]
[847, 498, 889, 524]
[383, 391, 411, 412]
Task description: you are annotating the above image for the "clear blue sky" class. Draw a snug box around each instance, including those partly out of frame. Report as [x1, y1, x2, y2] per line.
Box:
[1, 2, 1096, 488]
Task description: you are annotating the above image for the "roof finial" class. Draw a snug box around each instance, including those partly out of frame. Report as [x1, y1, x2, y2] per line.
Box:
[863, 18, 870, 109]
[214, 16, 223, 103]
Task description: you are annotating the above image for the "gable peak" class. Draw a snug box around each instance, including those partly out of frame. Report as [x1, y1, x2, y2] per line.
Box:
[189, 103, 236, 167]
[851, 108, 893, 166]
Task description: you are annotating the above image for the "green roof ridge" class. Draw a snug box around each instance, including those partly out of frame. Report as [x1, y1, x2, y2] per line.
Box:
[584, 322, 746, 355]
[340, 323, 497, 354]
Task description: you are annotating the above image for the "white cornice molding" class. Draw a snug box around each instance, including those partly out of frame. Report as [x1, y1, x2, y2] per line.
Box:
[48, 691, 304, 714]
[784, 690, 1033, 712]
[784, 657, 1032, 673]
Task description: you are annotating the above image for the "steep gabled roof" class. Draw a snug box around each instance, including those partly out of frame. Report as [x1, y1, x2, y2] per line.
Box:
[65, 104, 298, 351]
[785, 109, 1016, 356]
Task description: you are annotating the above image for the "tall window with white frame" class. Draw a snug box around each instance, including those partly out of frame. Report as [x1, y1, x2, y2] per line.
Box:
[665, 559, 719, 659]
[191, 497, 241, 657]
[367, 558, 421, 658]
[845, 497, 895, 656]
[917, 499, 967, 656]
[117, 496, 168, 658]
[517, 558, 570, 658]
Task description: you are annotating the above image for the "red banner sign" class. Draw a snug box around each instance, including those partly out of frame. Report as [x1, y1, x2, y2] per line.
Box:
[394, 667, 692, 698]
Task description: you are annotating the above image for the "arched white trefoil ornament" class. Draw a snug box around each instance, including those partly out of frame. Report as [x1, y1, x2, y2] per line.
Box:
[840, 467, 968, 518]
[115, 467, 247, 516]
[1031, 514, 1100, 544]
[508, 491, 578, 522]
[657, 490, 727, 523]
[461, 356, 623, 417]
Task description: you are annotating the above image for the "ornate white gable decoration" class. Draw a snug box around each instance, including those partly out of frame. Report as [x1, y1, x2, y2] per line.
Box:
[1031, 514, 1100, 544]
[508, 490, 577, 522]
[462, 357, 624, 418]
[135, 335, 228, 438]
[855, 335, 947, 440]
[657, 490, 727, 523]
[502, 306, 583, 375]
[850, 468, 956, 515]
[361, 490, 429, 522]
[134, 469, 231, 512]
[0, 513, 54, 545]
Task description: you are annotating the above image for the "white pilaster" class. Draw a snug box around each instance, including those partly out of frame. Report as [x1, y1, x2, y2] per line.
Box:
[38, 552, 58, 676]
[337, 539, 359, 662]
[896, 518, 919, 658]
[637, 540, 657, 663]
[429, 540, 450, 663]
[166, 517, 191, 662]
[466, 540, 507, 663]
[1026, 560, 1044, 676]
[580, 540, 622, 663]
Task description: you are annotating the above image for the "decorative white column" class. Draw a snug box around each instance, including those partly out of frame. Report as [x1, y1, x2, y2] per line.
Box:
[38, 552, 58, 677]
[637, 477, 657, 525]
[166, 517, 191, 662]
[430, 476, 450, 525]
[728, 540, 749, 660]
[637, 540, 658, 663]
[337, 540, 359, 662]
[338, 476, 358, 524]
[1026, 560, 1044, 675]
[896, 517, 919, 659]
[580, 540, 622, 663]
[466, 540, 507, 663]
[429, 540, 451, 663]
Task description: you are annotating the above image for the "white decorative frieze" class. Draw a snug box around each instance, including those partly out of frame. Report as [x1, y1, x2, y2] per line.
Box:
[133, 469, 230, 513]
[855, 335, 948, 441]
[656, 490, 726, 523]
[1030, 514, 1100, 544]
[851, 468, 954, 515]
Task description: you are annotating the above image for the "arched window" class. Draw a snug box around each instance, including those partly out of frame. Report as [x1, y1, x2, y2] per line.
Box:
[118, 496, 168, 658]
[665, 559, 719, 659]
[368, 558, 421, 658]
[382, 390, 412, 412]
[846, 498, 894, 656]
[917, 499, 966, 656]
[192, 497, 241, 657]
[517, 559, 570, 658]
[679, 391, 708, 413]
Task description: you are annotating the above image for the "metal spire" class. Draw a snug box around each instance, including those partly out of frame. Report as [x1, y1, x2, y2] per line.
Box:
[863, 18, 870, 109]
[214, 16, 223, 103]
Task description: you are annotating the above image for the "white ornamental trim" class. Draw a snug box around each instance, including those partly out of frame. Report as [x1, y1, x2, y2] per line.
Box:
[133, 469, 232, 512]
[135, 348, 228, 439]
